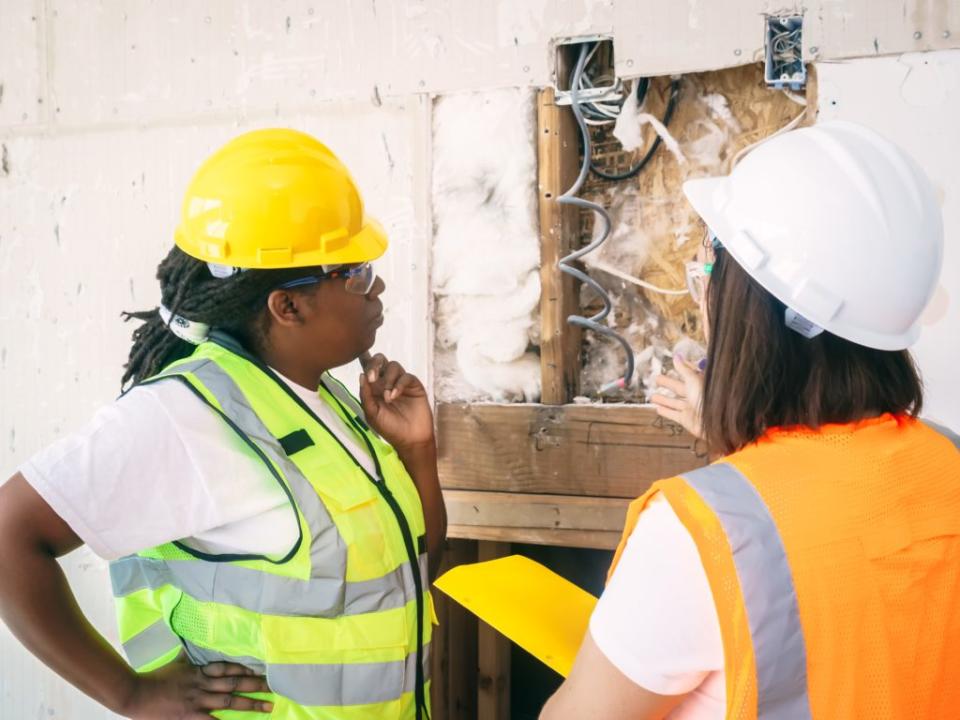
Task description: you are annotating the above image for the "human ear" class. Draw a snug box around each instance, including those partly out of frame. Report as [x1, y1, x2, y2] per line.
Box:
[265, 289, 304, 327]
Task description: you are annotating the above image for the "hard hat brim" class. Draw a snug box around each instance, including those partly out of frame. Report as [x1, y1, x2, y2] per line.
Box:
[286, 215, 389, 268]
[177, 215, 390, 270]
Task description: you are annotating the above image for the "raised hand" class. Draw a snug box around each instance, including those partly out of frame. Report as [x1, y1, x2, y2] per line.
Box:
[358, 353, 435, 452]
[650, 354, 705, 440]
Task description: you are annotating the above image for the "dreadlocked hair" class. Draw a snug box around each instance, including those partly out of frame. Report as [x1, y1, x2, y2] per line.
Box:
[121, 246, 314, 389]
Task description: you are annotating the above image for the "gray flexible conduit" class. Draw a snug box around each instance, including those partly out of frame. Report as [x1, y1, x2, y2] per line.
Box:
[557, 43, 635, 393]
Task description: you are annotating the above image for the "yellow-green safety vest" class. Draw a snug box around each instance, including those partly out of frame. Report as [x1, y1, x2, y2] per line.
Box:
[109, 333, 432, 719]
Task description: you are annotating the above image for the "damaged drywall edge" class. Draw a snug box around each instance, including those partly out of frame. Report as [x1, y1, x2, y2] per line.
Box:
[411, 93, 438, 402]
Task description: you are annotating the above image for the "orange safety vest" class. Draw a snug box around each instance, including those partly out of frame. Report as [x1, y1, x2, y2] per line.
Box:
[609, 414, 960, 719]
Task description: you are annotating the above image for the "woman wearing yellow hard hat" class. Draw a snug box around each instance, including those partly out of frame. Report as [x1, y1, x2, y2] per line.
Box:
[541, 122, 960, 719]
[0, 129, 443, 720]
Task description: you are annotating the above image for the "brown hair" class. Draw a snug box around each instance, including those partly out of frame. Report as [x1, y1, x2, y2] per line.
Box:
[700, 248, 924, 456]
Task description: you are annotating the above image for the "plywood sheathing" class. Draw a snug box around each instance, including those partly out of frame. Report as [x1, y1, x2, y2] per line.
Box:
[577, 62, 818, 398]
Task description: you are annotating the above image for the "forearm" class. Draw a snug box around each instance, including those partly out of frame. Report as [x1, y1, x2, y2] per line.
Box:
[0, 536, 137, 713]
[0, 474, 139, 712]
[397, 440, 447, 579]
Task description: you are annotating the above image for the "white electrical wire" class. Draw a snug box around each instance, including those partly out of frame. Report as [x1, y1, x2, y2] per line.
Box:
[782, 89, 807, 106]
[732, 102, 807, 168]
[589, 260, 689, 295]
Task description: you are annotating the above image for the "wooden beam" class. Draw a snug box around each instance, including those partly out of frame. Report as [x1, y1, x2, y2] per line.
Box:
[437, 402, 706, 497]
[446, 490, 629, 530]
[447, 525, 623, 551]
[477, 542, 511, 720]
[537, 87, 581, 404]
[445, 490, 628, 549]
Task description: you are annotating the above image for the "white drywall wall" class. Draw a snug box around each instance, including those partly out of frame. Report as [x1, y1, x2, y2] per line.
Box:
[817, 50, 960, 430]
[615, 0, 959, 77]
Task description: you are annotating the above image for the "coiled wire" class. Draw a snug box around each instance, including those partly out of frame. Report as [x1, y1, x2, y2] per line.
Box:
[557, 42, 634, 394]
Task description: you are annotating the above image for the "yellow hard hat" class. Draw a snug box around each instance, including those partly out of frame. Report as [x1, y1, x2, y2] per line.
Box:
[174, 128, 388, 269]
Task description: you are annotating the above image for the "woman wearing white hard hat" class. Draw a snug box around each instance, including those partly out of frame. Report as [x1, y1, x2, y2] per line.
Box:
[542, 121, 960, 720]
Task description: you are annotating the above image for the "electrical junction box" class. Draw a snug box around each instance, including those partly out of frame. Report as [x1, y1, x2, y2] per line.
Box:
[765, 14, 806, 91]
[553, 36, 619, 107]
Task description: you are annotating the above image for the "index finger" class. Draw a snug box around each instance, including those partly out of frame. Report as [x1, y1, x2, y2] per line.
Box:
[362, 353, 388, 381]
[654, 374, 686, 396]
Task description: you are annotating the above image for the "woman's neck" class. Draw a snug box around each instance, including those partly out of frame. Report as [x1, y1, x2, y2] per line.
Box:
[258, 351, 326, 390]
[248, 335, 327, 390]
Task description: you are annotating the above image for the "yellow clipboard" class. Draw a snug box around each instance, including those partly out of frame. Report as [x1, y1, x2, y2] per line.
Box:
[434, 555, 597, 677]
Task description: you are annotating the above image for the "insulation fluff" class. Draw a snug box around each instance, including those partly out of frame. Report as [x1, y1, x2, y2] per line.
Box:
[614, 87, 687, 164]
[432, 88, 541, 402]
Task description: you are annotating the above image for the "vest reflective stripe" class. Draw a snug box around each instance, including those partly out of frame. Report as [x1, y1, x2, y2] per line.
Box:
[682, 464, 813, 720]
[323, 375, 366, 420]
[923, 419, 960, 450]
[122, 619, 181, 670]
[155, 358, 345, 575]
[182, 640, 432, 707]
[112, 343, 430, 717]
[111, 552, 429, 617]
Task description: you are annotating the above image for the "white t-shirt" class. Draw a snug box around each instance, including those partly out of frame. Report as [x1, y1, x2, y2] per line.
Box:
[22, 368, 725, 717]
[589, 494, 726, 719]
[19, 371, 375, 561]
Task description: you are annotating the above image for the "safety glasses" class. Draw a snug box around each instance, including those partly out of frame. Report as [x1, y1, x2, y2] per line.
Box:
[685, 260, 713, 304]
[685, 232, 722, 304]
[277, 262, 377, 296]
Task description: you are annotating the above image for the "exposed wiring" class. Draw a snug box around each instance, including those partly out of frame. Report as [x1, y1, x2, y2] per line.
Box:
[634, 77, 650, 107]
[782, 88, 807, 106]
[572, 45, 652, 128]
[768, 22, 803, 82]
[558, 42, 636, 394]
[575, 42, 625, 126]
[579, 75, 625, 125]
[555, 43, 806, 399]
[588, 259, 689, 295]
[590, 77, 682, 182]
[732, 99, 807, 168]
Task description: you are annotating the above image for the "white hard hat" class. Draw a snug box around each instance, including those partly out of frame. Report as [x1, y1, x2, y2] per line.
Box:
[683, 120, 943, 350]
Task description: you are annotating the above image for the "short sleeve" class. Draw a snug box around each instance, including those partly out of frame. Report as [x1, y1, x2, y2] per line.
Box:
[589, 494, 724, 695]
[18, 382, 237, 560]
